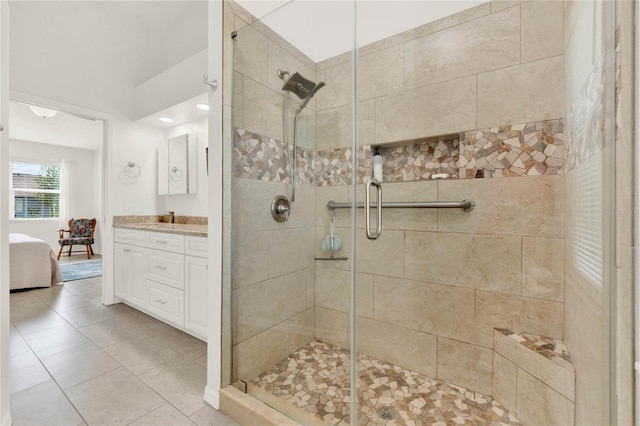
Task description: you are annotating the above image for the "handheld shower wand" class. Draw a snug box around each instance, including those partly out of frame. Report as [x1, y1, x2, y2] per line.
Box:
[278, 69, 326, 202]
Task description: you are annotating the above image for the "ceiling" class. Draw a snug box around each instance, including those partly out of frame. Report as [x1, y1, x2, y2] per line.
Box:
[98, 1, 194, 35]
[236, 0, 490, 63]
[136, 93, 209, 129]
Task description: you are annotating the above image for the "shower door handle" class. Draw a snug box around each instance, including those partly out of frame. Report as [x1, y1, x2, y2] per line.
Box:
[365, 179, 382, 240]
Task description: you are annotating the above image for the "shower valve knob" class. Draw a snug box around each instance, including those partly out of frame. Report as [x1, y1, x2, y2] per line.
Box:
[271, 195, 291, 222]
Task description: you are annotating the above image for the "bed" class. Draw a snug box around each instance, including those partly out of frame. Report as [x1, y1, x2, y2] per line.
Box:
[10, 233, 63, 290]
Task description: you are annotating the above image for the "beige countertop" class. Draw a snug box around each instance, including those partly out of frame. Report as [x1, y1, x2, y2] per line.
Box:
[113, 222, 208, 237]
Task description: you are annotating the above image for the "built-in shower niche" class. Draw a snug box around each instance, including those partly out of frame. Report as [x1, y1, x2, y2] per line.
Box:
[370, 133, 461, 182]
[360, 118, 565, 184]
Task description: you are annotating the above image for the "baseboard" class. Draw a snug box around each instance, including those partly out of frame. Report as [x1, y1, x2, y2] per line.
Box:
[1, 409, 12, 426]
[203, 385, 220, 410]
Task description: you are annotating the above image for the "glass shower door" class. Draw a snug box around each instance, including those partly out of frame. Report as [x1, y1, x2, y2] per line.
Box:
[227, 1, 358, 423]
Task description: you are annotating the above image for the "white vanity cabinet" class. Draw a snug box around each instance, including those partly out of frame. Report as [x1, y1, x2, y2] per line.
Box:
[114, 228, 208, 341]
[114, 243, 147, 307]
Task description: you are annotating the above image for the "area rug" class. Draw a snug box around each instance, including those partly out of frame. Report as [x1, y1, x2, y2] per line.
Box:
[60, 260, 102, 282]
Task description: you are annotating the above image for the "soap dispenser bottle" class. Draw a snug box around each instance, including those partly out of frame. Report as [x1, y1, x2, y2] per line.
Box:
[372, 147, 383, 182]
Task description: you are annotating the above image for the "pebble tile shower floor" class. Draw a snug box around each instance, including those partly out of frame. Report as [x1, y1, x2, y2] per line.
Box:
[252, 340, 520, 426]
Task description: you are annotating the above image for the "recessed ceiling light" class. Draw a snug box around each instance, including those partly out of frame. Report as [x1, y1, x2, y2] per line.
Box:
[196, 104, 209, 111]
[159, 117, 173, 123]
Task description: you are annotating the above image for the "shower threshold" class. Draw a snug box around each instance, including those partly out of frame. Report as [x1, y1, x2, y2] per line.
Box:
[250, 340, 520, 426]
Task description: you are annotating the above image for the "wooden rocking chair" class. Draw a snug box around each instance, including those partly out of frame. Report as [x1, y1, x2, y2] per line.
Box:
[57, 218, 97, 260]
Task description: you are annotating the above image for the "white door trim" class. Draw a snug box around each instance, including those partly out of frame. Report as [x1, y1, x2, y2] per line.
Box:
[0, 2, 11, 424]
[204, 0, 223, 410]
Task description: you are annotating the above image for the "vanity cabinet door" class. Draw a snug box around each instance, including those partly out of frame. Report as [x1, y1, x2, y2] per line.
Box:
[184, 255, 208, 340]
[114, 243, 147, 306]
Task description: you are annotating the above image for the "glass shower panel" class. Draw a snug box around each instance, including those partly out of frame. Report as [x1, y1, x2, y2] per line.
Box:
[229, 1, 357, 423]
[352, 1, 616, 425]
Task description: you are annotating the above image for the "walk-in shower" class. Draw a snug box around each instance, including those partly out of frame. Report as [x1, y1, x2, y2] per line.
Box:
[278, 69, 325, 202]
[226, 0, 620, 424]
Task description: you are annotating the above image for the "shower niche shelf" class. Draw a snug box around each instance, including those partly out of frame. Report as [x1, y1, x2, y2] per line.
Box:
[365, 119, 564, 181]
[367, 132, 462, 182]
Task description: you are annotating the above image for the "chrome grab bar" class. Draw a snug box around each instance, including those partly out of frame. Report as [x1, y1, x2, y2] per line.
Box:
[327, 199, 475, 212]
[365, 179, 382, 240]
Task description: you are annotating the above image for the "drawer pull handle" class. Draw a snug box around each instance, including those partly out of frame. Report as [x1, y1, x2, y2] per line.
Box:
[155, 265, 167, 270]
[155, 299, 167, 305]
[124, 249, 131, 253]
[155, 240, 168, 244]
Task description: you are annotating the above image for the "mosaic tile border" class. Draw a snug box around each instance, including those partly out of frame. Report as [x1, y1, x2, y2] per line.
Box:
[314, 146, 353, 186]
[234, 119, 564, 186]
[459, 119, 564, 178]
[496, 328, 573, 371]
[252, 340, 520, 426]
[233, 128, 315, 185]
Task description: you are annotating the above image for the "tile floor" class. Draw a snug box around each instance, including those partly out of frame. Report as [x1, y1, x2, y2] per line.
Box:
[9, 276, 239, 426]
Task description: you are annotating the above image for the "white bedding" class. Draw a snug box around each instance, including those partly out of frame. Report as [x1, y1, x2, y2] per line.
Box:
[9, 233, 63, 290]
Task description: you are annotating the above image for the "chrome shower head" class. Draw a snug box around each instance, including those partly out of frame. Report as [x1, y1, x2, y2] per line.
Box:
[311, 81, 326, 96]
[278, 69, 323, 101]
[298, 80, 326, 111]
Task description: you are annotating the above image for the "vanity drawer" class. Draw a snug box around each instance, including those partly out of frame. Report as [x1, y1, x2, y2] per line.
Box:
[146, 231, 185, 253]
[146, 250, 184, 290]
[185, 236, 208, 258]
[147, 281, 184, 326]
[114, 228, 147, 246]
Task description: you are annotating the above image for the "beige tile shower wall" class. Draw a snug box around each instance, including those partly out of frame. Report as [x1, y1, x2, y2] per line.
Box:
[315, 0, 564, 147]
[225, 1, 318, 383]
[316, 175, 565, 395]
[232, 8, 317, 146]
[231, 179, 316, 382]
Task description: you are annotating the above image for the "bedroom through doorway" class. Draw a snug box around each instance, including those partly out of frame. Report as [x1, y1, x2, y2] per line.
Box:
[8, 100, 105, 288]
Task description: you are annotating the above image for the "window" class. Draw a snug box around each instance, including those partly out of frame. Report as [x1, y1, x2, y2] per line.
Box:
[10, 162, 61, 219]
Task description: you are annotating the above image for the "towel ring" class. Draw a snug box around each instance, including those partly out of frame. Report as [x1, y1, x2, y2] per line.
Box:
[170, 166, 184, 181]
[124, 161, 141, 178]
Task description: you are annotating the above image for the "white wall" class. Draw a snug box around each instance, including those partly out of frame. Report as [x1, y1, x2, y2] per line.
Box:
[110, 120, 164, 216]
[159, 2, 208, 72]
[9, 2, 207, 218]
[8, 139, 101, 252]
[159, 116, 208, 216]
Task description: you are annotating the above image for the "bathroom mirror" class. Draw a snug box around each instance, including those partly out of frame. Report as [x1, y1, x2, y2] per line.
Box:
[158, 134, 197, 195]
